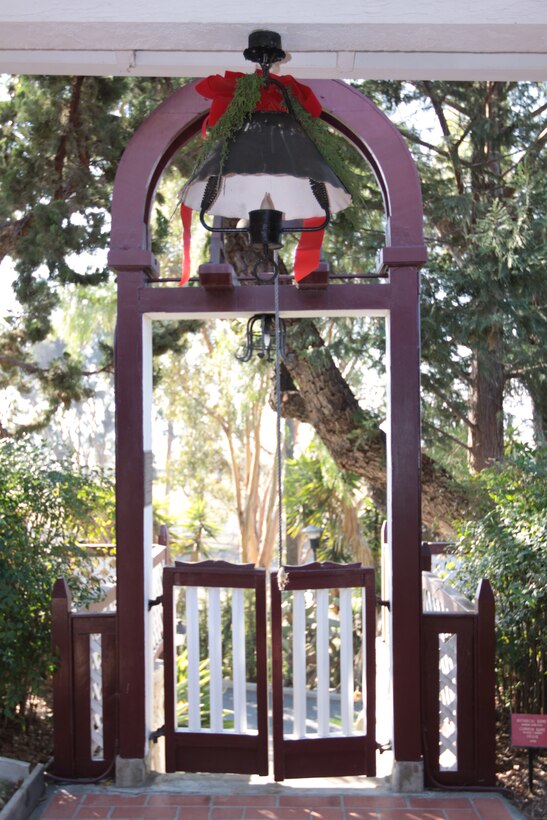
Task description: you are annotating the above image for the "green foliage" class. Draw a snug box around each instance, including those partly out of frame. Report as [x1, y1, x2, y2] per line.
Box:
[0, 436, 115, 718]
[350, 80, 547, 466]
[175, 648, 212, 728]
[0, 75, 185, 430]
[178, 498, 219, 561]
[285, 438, 379, 564]
[1, 75, 546, 483]
[454, 445, 547, 713]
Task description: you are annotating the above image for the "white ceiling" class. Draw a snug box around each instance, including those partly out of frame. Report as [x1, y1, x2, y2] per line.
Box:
[0, 1, 546, 80]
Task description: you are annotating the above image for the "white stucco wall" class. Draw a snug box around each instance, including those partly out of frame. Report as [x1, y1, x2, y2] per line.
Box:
[0, 1, 546, 79]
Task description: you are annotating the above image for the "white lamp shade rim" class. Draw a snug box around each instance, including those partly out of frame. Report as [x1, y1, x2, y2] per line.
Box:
[183, 174, 351, 221]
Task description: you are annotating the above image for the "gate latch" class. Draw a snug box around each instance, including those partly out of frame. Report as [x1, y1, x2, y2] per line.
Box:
[376, 596, 391, 610]
[149, 725, 166, 743]
[376, 740, 393, 754]
[148, 594, 163, 611]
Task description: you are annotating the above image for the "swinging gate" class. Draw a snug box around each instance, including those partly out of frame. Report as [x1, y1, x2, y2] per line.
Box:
[162, 560, 376, 781]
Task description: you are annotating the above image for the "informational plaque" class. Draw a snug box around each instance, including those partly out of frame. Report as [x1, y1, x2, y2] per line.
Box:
[511, 714, 547, 748]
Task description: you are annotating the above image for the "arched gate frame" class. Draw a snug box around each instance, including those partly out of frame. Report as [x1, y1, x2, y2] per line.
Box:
[108, 79, 427, 787]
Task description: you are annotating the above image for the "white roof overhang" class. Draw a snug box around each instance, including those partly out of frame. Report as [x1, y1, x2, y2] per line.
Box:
[0, 2, 546, 80]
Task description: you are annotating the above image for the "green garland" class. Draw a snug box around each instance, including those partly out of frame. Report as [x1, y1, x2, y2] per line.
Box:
[189, 72, 264, 178]
[288, 92, 366, 211]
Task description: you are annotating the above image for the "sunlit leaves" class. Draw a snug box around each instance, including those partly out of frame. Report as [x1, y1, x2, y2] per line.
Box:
[454, 445, 547, 713]
[0, 437, 114, 718]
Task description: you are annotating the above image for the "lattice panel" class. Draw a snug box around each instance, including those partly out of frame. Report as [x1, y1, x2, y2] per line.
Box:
[438, 632, 458, 771]
[431, 553, 461, 583]
[89, 633, 104, 761]
[91, 554, 116, 585]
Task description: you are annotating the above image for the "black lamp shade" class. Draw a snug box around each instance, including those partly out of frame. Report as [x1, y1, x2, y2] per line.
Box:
[181, 112, 351, 221]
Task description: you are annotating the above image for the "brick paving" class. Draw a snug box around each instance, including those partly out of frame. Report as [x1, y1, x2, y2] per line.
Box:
[35, 790, 520, 820]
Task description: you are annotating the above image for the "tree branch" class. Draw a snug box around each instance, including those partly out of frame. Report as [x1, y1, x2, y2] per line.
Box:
[530, 101, 547, 118]
[0, 355, 43, 376]
[423, 381, 475, 429]
[400, 129, 452, 159]
[0, 354, 112, 380]
[504, 363, 547, 383]
[0, 214, 33, 265]
[421, 81, 466, 196]
[54, 77, 85, 200]
[423, 420, 472, 452]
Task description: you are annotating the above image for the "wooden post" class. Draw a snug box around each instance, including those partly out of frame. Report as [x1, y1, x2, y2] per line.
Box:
[364, 568, 377, 773]
[420, 543, 432, 572]
[157, 524, 171, 564]
[475, 579, 496, 785]
[387, 266, 423, 781]
[115, 270, 148, 768]
[51, 578, 74, 777]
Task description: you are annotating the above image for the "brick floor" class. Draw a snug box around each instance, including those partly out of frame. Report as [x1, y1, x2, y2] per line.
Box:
[35, 790, 521, 820]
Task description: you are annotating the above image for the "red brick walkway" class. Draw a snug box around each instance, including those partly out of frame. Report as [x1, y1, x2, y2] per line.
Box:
[37, 790, 519, 820]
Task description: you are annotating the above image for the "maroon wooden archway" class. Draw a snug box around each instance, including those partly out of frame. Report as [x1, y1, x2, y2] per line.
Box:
[108, 79, 427, 788]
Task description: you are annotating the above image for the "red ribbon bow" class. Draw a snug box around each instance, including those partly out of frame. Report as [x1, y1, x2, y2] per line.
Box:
[196, 71, 322, 136]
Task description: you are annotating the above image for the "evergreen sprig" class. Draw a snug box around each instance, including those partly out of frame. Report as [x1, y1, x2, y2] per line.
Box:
[189, 72, 265, 179]
[288, 92, 366, 211]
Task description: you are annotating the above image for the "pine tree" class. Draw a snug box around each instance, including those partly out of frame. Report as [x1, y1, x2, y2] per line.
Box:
[371, 81, 547, 471]
[1, 75, 545, 533]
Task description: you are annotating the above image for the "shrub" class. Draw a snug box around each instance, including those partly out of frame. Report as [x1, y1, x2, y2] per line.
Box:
[0, 437, 114, 719]
[454, 445, 546, 714]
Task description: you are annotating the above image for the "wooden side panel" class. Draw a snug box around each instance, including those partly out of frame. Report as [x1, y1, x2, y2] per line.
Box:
[422, 582, 496, 788]
[51, 579, 75, 777]
[70, 614, 117, 778]
[281, 736, 373, 780]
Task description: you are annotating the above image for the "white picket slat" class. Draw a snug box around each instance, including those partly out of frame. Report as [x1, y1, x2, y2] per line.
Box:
[231, 588, 247, 733]
[208, 587, 223, 732]
[186, 586, 201, 730]
[339, 587, 354, 735]
[292, 590, 307, 738]
[316, 588, 330, 737]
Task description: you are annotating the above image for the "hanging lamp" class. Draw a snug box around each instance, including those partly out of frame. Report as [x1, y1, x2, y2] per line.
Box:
[179, 30, 352, 281]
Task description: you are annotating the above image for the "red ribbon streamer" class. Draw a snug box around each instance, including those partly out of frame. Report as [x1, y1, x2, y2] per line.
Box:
[179, 204, 193, 286]
[294, 218, 325, 282]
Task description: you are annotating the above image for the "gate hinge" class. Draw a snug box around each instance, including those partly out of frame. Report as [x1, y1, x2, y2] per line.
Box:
[148, 594, 163, 611]
[376, 596, 391, 610]
[376, 740, 393, 754]
[149, 725, 166, 743]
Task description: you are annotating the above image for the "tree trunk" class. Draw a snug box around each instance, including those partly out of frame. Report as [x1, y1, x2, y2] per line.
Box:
[466, 83, 506, 473]
[283, 418, 300, 564]
[221, 233, 468, 536]
[279, 319, 467, 537]
[467, 331, 505, 472]
[530, 382, 547, 447]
